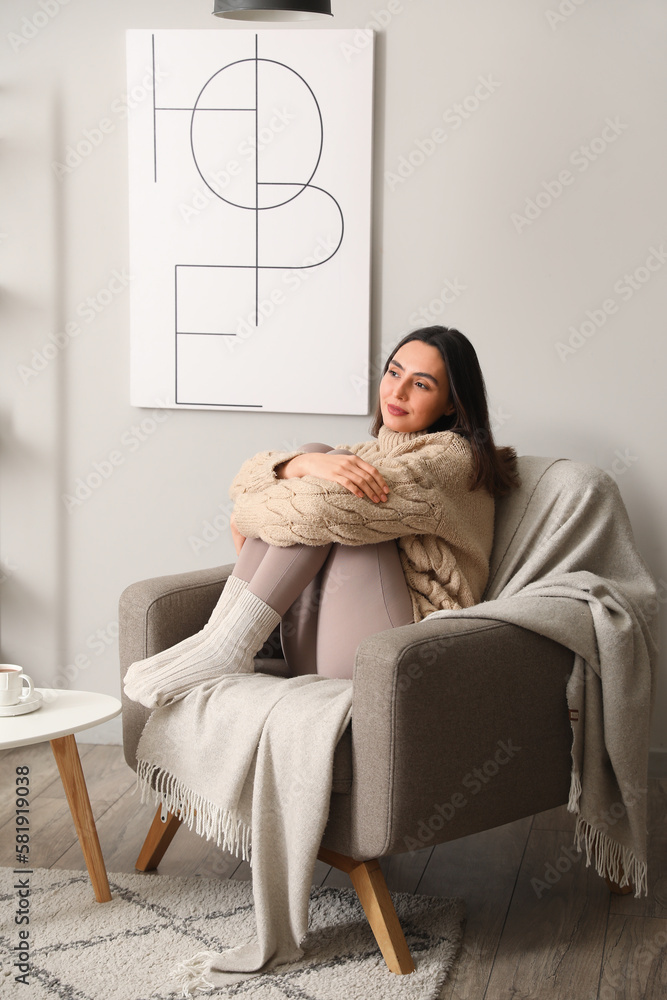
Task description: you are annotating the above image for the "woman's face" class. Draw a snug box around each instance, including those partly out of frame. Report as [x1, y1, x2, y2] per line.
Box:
[379, 340, 455, 433]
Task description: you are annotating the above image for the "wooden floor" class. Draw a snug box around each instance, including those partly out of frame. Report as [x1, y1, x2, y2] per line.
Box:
[1, 741, 665, 999]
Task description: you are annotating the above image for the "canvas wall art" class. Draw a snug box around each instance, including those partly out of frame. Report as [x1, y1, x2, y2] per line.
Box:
[126, 28, 374, 414]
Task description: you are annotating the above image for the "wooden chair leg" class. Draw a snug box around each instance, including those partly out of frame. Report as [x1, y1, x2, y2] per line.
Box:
[605, 872, 634, 895]
[136, 817, 415, 972]
[136, 807, 183, 871]
[318, 847, 415, 974]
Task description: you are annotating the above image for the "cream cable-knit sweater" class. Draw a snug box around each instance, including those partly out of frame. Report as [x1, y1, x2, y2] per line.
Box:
[229, 425, 495, 622]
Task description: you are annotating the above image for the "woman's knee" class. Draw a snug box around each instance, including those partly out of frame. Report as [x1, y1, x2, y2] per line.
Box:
[299, 442, 354, 457]
[319, 540, 413, 628]
[299, 442, 335, 453]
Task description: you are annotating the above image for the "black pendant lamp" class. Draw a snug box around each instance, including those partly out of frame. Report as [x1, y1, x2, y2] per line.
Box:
[213, 1, 332, 20]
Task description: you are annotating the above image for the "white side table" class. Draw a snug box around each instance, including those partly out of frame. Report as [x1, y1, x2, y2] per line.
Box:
[0, 688, 121, 902]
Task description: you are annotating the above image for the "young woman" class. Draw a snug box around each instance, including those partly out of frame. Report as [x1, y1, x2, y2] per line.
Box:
[124, 325, 519, 709]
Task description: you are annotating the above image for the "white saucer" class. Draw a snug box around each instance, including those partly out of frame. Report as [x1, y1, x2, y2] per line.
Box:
[0, 691, 43, 717]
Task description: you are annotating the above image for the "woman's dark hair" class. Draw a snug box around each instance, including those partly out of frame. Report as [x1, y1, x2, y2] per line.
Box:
[370, 325, 520, 497]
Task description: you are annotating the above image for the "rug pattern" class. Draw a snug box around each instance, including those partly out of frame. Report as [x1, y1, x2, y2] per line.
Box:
[0, 867, 465, 999]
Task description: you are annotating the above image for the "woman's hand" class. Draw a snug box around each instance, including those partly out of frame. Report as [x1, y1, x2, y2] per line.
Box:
[279, 452, 390, 503]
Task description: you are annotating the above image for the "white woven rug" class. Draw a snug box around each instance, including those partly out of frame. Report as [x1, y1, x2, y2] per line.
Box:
[0, 867, 464, 999]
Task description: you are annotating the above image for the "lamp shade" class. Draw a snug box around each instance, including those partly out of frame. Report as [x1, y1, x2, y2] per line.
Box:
[213, 0, 332, 20]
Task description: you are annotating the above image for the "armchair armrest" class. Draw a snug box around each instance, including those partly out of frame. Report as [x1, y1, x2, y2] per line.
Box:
[118, 563, 236, 771]
[322, 615, 575, 859]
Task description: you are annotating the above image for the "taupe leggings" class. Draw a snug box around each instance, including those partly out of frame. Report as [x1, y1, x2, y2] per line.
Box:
[230, 442, 414, 679]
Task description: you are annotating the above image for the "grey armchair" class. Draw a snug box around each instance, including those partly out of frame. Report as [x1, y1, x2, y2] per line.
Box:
[119, 456, 578, 974]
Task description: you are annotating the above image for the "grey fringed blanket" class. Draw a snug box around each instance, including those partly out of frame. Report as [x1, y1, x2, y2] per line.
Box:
[422, 457, 659, 895]
[135, 672, 352, 993]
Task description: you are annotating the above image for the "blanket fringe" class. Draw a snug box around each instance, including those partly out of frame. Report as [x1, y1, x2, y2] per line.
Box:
[169, 950, 218, 998]
[567, 770, 582, 813]
[136, 759, 252, 864]
[574, 814, 647, 898]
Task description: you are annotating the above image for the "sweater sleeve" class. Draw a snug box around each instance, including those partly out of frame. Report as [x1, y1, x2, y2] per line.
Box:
[231, 450, 451, 547]
[228, 449, 307, 502]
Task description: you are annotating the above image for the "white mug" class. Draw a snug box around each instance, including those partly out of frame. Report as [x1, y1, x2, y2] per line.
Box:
[0, 665, 35, 707]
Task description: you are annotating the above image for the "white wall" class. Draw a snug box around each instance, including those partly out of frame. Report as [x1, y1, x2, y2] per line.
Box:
[1, 0, 666, 752]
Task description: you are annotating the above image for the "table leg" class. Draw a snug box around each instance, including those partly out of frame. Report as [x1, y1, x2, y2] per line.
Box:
[50, 734, 112, 903]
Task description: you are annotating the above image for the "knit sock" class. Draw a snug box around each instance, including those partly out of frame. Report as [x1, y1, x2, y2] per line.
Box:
[123, 574, 247, 706]
[123, 584, 282, 710]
